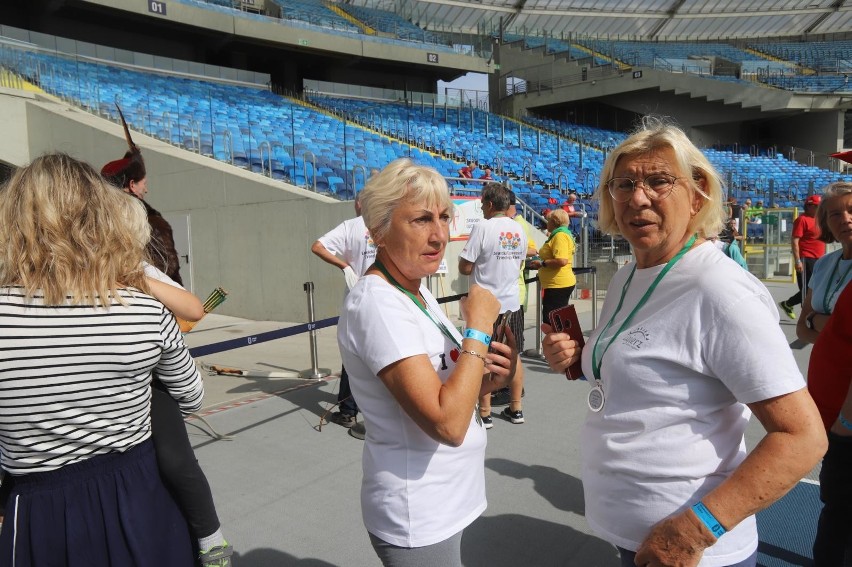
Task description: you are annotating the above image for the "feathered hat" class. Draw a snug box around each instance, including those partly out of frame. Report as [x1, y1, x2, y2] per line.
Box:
[101, 104, 146, 189]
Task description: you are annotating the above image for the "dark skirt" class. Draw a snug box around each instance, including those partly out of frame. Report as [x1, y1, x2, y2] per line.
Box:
[0, 439, 194, 567]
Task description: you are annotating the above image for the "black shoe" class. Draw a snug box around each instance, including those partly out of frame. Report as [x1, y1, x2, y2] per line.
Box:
[491, 387, 524, 407]
[500, 407, 525, 424]
[349, 422, 366, 440]
[328, 411, 356, 428]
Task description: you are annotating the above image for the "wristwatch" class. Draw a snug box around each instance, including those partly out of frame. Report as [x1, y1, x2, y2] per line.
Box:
[805, 311, 817, 330]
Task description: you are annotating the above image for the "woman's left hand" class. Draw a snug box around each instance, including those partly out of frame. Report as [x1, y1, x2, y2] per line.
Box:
[634, 510, 715, 567]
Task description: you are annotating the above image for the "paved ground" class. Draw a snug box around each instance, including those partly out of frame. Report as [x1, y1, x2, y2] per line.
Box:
[182, 279, 819, 567]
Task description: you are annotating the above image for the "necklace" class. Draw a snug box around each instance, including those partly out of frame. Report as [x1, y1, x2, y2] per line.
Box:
[588, 234, 697, 412]
[821, 252, 852, 313]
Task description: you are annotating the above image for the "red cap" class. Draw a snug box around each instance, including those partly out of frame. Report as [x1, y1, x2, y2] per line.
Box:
[831, 150, 852, 164]
[101, 158, 132, 178]
[805, 194, 821, 206]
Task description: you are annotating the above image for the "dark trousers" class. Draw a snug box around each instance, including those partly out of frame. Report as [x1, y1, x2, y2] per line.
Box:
[542, 285, 575, 327]
[813, 432, 852, 566]
[151, 382, 220, 541]
[785, 256, 819, 307]
[338, 366, 359, 416]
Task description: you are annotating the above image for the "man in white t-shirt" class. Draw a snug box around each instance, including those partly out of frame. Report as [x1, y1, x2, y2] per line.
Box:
[311, 196, 377, 438]
[459, 183, 528, 427]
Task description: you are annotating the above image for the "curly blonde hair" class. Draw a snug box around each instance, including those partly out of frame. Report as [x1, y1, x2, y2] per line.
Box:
[0, 153, 150, 306]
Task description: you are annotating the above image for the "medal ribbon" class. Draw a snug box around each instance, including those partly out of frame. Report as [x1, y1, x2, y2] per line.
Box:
[374, 260, 461, 348]
[821, 253, 852, 313]
[591, 234, 697, 384]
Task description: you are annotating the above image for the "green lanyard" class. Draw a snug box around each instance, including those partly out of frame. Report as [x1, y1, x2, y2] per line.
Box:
[374, 260, 461, 348]
[591, 234, 697, 383]
[822, 253, 852, 313]
[544, 225, 572, 245]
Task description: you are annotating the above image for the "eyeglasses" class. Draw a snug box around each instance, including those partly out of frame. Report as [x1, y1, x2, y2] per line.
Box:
[606, 174, 680, 203]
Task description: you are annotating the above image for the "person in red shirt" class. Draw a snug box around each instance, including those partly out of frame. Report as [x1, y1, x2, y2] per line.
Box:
[458, 164, 473, 180]
[806, 283, 852, 565]
[479, 167, 493, 181]
[779, 194, 826, 318]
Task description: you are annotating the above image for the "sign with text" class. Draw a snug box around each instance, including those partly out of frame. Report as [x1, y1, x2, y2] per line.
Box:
[148, 0, 167, 15]
[427, 52, 439, 64]
[450, 196, 483, 241]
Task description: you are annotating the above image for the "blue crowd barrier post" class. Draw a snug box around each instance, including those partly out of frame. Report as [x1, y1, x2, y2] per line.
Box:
[299, 282, 331, 380]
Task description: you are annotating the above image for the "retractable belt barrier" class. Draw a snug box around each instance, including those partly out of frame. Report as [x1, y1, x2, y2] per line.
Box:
[189, 267, 597, 374]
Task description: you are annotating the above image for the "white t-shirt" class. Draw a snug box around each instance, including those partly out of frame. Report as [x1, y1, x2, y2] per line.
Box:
[579, 242, 805, 566]
[144, 262, 184, 289]
[317, 216, 377, 277]
[808, 248, 852, 314]
[338, 275, 488, 548]
[460, 215, 527, 312]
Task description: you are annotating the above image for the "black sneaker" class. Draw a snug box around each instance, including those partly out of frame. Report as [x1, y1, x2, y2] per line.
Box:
[349, 422, 366, 440]
[491, 387, 525, 407]
[481, 415, 493, 429]
[500, 407, 524, 424]
[328, 411, 356, 428]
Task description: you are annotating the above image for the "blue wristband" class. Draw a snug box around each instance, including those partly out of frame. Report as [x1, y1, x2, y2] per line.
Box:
[692, 502, 726, 538]
[840, 414, 852, 431]
[463, 328, 492, 347]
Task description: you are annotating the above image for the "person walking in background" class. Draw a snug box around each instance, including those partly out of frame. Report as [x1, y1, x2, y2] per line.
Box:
[806, 283, 852, 565]
[528, 209, 577, 325]
[312, 194, 377, 440]
[101, 111, 233, 565]
[102, 105, 183, 285]
[780, 194, 826, 319]
[459, 183, 528, 427]
[488, 190, 538, 408]
[337, 159, 517, 567]
[540, 118, 826, 567]
[0, 153, 203, 566]
[796, 182, 852, 344]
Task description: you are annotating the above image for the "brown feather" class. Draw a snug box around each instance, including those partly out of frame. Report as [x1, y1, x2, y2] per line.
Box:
[115, 103, 139, 155]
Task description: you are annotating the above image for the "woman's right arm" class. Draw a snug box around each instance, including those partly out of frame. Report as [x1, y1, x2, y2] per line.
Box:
[377, 285, 504, 446]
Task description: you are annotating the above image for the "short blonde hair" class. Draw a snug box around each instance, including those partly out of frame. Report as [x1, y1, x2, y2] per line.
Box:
[817, 182, 852, 243]
[360, 158, 452, 242]
[0, 153, 150, 306]
[547, 208, 570, 228]
[595, 117, 725, 239]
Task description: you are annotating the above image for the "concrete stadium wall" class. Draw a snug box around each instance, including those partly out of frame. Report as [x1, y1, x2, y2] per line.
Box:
[0, 91, 542, 324]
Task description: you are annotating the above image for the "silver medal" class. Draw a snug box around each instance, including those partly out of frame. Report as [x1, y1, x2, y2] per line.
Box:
[587, 385, 605, 412]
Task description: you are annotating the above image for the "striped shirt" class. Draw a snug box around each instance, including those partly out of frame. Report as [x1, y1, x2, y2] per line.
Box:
[0, 286, 204, 475]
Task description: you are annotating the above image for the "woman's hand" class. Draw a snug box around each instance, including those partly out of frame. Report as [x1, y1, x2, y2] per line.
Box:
[527, 260, 543, 270]
[634, 510, 714, 567]
[460, 284, 500, 333]
[541, 323, 583, 373]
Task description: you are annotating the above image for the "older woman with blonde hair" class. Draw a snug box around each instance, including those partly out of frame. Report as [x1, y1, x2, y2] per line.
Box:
[528, 207, 577, 324]
[337, 158, 518, 567]
[794, 181, 852, 565]
[0, 153, 202, 566]
[541, 118, 826, 567]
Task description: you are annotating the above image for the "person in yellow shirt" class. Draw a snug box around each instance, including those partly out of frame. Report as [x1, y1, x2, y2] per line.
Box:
[529, 209, 576, 323]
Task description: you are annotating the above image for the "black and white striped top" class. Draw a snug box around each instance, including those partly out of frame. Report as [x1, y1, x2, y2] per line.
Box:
[0, 286, 204, 475]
